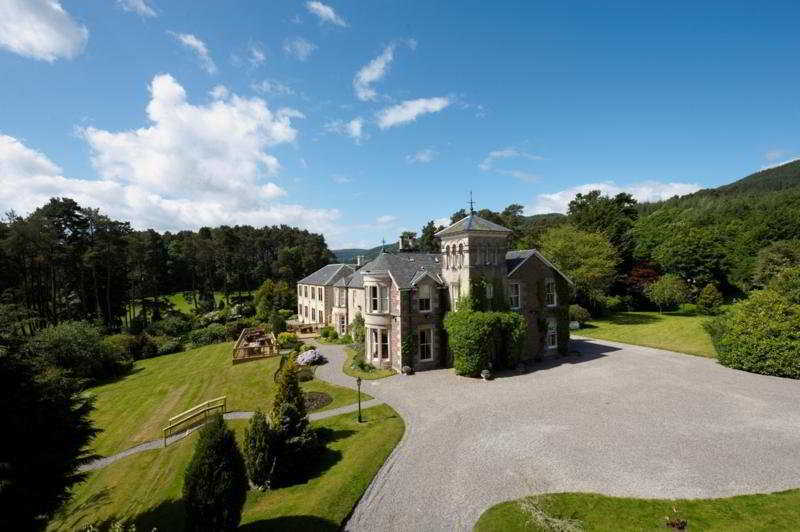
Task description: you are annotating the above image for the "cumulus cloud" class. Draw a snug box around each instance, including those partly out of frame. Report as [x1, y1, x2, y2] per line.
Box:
[528, 181, 702, 214]
[169, 32, 216, 74]
[325, 117, 364, 141]
[305, 1, 347, 26]
[406, 148, 436, 164]
[0, 121, 340, 234]
[0, 76, 341, 234]
[0, 0, 88, 62]
[376, 97, 450, 129]
[283, 37, 316, 61]
[247, 41, 266, 67]
[117, 0, 157, 17]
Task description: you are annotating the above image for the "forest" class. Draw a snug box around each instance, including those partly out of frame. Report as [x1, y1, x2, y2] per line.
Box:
[0, 197, 334, 340]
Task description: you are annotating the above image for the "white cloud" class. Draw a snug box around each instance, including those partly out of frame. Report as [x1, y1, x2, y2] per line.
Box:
[169, 32, 216, 74]
[117, 0, 157, 17]
[325, 117, 364, 141]
[433, 217, 450, 228]
[528, 181, 702, 214]
[354, 45, 395, 101]
[376, 215, 397, 225]
[479, 146, 543, 182]
[247, 41, 266, 67]
[251, 79, 294, 96]
[0, 0, 88, 62]
[376, 97, 450, 129]
[283, 37, 316, 61]
[760, 156, 800, 170]
[406, 148, 436, 164]
[305, 1, 347, 26]
[332, 175, 353, 184]
[0, 97, 339, 235]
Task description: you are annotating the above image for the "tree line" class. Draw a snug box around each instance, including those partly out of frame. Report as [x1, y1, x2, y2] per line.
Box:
[0, 197, 335, 343]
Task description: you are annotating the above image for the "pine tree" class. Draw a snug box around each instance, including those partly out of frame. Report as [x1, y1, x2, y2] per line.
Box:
[243, 410, 274, 489]
[183, 415, 248, 531]
[270, 359, 307, 423]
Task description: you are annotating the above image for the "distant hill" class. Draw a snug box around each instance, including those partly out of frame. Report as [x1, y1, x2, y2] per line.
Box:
[334, 242, 399, 264]
[714, 158, 800, 194]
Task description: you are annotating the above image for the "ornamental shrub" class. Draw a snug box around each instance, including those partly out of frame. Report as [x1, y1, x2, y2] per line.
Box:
[645, 274, 689, 313]
[696, 283, 723, 315]
[350, 313, 365, 344]
[768, 266, 800, 305]
[270, 311, 287, 335]
[568, 304, 591, 323]
[320, 326, 335, 339]
[187, 323, 227, 346]
[183, 414, 248, 531]
[146, 314, 193, 337]
[243, 409, 273, 489]
[277, 332, 301, 351]
[444, 310, 527, 376]
[705, 290, 800, 379]
[271, 360, 307, 423]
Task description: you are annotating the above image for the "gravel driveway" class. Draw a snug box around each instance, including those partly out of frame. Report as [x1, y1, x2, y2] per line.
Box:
[316, 338, 800, 531]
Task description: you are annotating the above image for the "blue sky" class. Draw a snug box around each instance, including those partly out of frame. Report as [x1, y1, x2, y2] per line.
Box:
[1, 1, 798, 248]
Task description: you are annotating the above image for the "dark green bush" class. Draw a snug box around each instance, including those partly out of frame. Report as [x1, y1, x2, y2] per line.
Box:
[146, 314, 193, 337]
[270, 311, 287, 335]
[568, 304, 591, 323]
[187, 323, 228, 346]
[153, 337, 182, 356]
[706, 290, 800, 378]
[768, 266, 800, 305]
[26, 321, 131, 384]
[225, 317, 258, 340]
[243, 410, 273, 489]
[320, 326, 334, 339]
[183, 415, 248, 531]
[696, 283, 723, 315]
[444, 310, 527, 376]
[276, 332, 301, 350]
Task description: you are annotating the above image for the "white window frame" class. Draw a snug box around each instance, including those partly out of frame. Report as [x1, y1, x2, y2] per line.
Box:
[450, 282, 460, 310]
[545, 278, 557, 307]
[510, 282, 520, 309]
[380, 285, 389, 313]
[369, 328, 379, 358]
[547, 318, 558, 349]
[369, 285, 379, 313]
[417, 284, 431, 312]
[380, 328, 389, 359]
[339, 314, 346, 334]
[419, 327, 433, 361]
[486, 283, 493, 300]
[304, 285, 308, 298]
[311, 308, 316, 322]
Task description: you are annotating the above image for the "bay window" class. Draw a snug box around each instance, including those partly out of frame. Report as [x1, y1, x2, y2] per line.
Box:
[368, 284, 389, 313]
[367, 327, 390, 360]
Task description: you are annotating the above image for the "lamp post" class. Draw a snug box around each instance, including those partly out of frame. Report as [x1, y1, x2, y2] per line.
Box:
[356, 376, 363, 423]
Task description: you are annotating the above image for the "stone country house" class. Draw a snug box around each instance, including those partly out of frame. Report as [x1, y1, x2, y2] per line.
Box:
[296, 213, 573, 372]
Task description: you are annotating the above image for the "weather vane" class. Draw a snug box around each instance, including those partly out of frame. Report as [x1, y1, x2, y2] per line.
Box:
[469, 190, 475, 214]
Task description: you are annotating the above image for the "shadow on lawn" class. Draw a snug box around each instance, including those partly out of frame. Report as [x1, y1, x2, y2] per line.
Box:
[494, 339, 620, 378]
[240, 515, 339, 531]
[602, 312, 663, 326]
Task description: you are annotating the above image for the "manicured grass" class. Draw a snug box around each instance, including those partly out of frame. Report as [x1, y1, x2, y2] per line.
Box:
[475, 490, 800, 531]
[342, 346, 397, 380]
[164, 291, 246, 314]
[86, 342, 368, 456]
[50, 405, 404, 531]
[578, 310, 717, 358]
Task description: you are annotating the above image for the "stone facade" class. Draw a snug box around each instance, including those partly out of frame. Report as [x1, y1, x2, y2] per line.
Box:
[297, 214, 572, 372]
[296, 264, 355, 326]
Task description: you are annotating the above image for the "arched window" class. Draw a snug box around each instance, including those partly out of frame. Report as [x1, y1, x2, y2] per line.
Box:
[444, 245, 450, 269]
[478, 245, 484, 265]
[458, 244, 464, 269]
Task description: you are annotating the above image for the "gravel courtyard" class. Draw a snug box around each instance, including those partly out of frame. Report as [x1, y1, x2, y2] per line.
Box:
[316, 338, 800, 531]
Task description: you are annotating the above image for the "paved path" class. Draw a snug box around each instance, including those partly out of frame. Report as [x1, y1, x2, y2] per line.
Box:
[80, 353, 381, 472]
[321, 339, 800, 532]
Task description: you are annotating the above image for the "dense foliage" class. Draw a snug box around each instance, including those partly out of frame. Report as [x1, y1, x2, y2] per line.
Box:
[645, 274, 690, 313]
[444, 309, 527, 376]
[24, 320, 132, 384]
[0, 349, 98, 530]
[696, 284, 723, 315]
[243, 409, 273, 489]
[183, 414, 248, 531]
[0, 197, 335, 343]
[706, 290, 800, 379]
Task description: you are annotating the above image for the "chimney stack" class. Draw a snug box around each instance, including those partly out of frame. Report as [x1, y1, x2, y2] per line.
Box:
[356, 255, 364, 267]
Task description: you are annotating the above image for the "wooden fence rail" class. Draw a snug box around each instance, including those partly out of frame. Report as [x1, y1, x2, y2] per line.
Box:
[162, 396, 226, 447]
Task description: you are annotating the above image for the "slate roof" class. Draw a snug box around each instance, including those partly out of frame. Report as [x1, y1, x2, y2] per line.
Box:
[297, 264, 355, 286]
[333, 270, 365, 289]
[359, 252, 443, 289]
[434, 214, 513, 237]
[505, 249, 574, 285]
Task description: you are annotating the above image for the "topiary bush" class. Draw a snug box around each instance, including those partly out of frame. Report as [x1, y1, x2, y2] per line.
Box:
[444, 310, 527, 376]
[696, 283, 723, 315]
[183, 414, 248, 531]
[705, 290, 800, 378]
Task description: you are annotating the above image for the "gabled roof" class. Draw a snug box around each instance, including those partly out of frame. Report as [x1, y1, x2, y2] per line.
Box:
[359, 252, 443, 289]
[298, 264, 355, 286]
[434, 214, 512, 237]
[505, 249, 574, 285]
[333, 270, 365, 289]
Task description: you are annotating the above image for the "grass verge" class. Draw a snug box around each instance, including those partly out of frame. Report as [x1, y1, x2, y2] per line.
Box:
[578, 310, 717, 358]
[342, 347, 397, 380]
[475, 490, 800, 531]
[50, 405, 403, 531]
[87, 342, 368, 456]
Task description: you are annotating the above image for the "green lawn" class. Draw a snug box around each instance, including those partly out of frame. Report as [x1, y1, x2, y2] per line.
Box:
[475, 490, 800, 531]
[164, 291, 249, 314]
[87, 342, 368, 456]
[342, 346, 397, 380]
[577, 310, 717, 358]
[50, 405, 404, 531]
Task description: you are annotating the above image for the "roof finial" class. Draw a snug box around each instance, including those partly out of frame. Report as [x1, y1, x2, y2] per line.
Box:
[469, 190, 475, 215]
[381, 238, 386, 252]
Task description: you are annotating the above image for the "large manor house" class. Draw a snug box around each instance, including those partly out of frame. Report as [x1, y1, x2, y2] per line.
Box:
[296, 213, 572, 372]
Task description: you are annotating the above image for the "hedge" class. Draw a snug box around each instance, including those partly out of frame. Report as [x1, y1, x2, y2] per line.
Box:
[444, 310, 527, 377]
